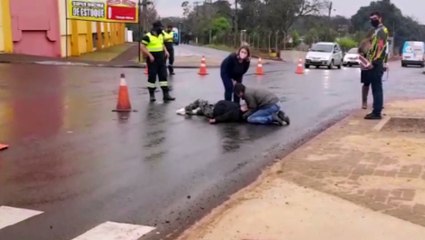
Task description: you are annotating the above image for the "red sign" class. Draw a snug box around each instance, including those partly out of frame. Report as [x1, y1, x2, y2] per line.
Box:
[107, 5, 137, 21]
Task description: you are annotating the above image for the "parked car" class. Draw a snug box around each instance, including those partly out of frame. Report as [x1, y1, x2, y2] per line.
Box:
[304, 42, 343, 69]
[401, 41, 425, 68]
[342, 48, 360, 67]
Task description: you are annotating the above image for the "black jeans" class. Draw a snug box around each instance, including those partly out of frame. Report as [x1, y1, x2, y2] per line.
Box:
[221, 72, 241, 104]
[370, 62, 384, 115]
[165, 46, 174, 74]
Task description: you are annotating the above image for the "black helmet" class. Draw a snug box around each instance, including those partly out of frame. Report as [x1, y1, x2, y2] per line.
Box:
[153, 20, 163, 28]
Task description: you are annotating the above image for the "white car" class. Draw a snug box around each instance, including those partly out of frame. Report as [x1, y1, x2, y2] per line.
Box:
[343, 48, 360, 67]
[304, 42, 343, 69]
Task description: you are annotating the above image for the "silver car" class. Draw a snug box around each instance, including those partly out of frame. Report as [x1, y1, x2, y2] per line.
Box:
[305, 42, 344, 69]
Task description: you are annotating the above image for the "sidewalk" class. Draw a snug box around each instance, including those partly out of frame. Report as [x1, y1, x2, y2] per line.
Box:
[178, 99, 425, 240]
[0, 43, 273, 68]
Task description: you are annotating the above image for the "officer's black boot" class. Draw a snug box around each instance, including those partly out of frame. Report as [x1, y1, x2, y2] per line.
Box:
[162, 88, 175, 102]
[168, 65, 175, 75]
[149, 88, 156, 102]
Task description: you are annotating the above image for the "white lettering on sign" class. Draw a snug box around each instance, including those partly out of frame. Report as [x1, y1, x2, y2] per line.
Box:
[71, 1, 105, 19]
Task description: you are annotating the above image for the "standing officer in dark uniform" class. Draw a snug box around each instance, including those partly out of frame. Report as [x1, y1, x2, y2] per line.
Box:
[163, 24, 175, 75]
[140, 21, 175, 102]
[364, 11, 388, 120]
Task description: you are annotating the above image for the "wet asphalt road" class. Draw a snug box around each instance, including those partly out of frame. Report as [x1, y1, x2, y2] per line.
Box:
[0, 60, 424, 240]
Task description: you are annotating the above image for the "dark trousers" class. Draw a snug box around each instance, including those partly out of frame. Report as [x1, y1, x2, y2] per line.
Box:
[146, 53, 168, 92]
[370, 62, 384, 115]
[166, 46, 174, 74]
[184, 99, 214, 118]
[221, 72, 240, 104]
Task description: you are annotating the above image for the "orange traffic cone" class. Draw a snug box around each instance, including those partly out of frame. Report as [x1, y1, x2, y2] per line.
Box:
[113, 74, 132, 112]
[256, 58, 264, 75]
[198, 56, 208, 75]
[0, 143, 8, 151]
[295, 58, 305, 74]
[144, 64, 148, 75]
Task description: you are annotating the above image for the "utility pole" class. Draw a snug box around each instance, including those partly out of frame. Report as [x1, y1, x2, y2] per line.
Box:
[328, 1, 333, 19]
[141, 0, 153, 34]
[234, 0, 238, 47]
[138, 0, 153, 62]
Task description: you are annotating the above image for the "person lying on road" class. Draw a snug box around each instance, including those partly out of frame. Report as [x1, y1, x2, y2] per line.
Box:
[176, 99, 247, 124]
[234, 83, 290, 126]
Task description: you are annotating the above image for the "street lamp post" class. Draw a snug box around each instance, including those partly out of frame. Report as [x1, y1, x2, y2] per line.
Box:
[234, 0, 238, 47]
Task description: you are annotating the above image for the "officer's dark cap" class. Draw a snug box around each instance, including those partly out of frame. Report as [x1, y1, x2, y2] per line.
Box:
[153, 21, 163, 28]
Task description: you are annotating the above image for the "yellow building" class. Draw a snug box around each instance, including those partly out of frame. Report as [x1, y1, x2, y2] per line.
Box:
[0, 0, 126, 57]
[0, 0, 13, 53]
[58, 0, 126, 57]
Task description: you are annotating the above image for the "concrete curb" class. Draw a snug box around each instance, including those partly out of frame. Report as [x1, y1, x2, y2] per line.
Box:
[0, 58, 276, 69]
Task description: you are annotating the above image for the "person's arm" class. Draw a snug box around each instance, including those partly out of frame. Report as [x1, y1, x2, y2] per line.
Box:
[242, 60, 250, 74]
[164, 45, 170, 58]
[221, 54, 235, 76]
[161, 33, 170, 58]
[140, 35, 154, 62]
[214, 110, 235, 123]
[241, 93, 257, 119]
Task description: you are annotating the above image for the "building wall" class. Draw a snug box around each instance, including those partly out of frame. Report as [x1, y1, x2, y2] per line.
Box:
[10, 0, 61, 57]
[1, 0, 126, 57]
[58, 0, 126, 57]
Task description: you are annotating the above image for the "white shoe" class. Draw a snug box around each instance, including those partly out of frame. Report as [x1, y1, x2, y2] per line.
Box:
[176, 108, 186, 116]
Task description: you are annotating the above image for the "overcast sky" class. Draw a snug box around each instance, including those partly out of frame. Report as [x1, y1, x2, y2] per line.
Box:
[154, 0, 425, 24]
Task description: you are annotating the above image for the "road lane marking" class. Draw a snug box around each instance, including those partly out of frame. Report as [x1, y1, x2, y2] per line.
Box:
[71, 221, 155, 240]
[0, 206, 43, 230]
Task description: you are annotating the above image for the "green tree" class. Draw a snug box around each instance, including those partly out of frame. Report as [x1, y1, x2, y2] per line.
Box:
[350, 0, 425, 49]
[211, 17, 231, 36]
[304, 28, 319, 45]
[337, 37, 358, 51]
[318, 28, 338, 42]
[291, 30, 301, 47]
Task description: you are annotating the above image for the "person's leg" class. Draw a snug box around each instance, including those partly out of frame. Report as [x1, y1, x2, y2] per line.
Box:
[147, 59, 157, 102]
[362, 83, 370, 109]
[371, 65, 384, 116]
[158, 57, 175, 101]
[366, 64, 383, 119]
[168, 47, 175, 75]
[221, 72, 233, 101]
[247, 104, 280, 125]
[361, 70, 371, 109]
[199, 101, 215, 118]
[184, 99, 201, 114]
[233, 80, 241, 104]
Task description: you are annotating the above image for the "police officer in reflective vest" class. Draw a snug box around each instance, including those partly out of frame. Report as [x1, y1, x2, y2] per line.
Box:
[140, 21, 175, 102]
[163, 24, 175, 75]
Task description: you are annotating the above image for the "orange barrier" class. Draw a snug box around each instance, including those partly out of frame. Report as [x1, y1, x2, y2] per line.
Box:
[256, 58, 264, 75]
[295, 58, 305, 74]
[198, 56, 208, 75]
[113, 74, 132, 112]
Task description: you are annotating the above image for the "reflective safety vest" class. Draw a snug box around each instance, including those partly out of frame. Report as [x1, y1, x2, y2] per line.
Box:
[163, 31, 174, 43]
[368, 25, 388, 62]
[142, 32, 164, 52]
